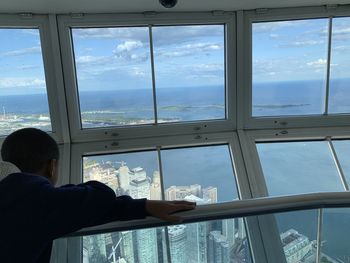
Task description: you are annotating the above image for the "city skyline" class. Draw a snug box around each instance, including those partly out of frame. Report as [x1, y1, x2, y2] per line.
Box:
[82, 158, 249, 263]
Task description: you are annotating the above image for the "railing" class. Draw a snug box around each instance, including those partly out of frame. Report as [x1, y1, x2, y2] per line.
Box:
[68, 191, 350, 237]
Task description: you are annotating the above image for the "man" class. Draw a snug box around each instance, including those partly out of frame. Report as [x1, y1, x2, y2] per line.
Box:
[0, 128, 195, 263]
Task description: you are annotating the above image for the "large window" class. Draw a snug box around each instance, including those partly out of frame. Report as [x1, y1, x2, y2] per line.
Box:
[71, 24, 226, 128]
[252, 17, 350, 118]
[256, 140, 345, 196]
[0, 28, 51, 135]
[80, 144, 250, 263]
[1, 8, 348, 263]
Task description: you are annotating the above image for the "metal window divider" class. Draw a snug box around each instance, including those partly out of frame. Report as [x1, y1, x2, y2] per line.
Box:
[149, 25, 159, 125]
[327, 137, 349, 191]
[157, 146, 173, 263]
[316, 208, 323, 263]
[324, 16, 333, 115]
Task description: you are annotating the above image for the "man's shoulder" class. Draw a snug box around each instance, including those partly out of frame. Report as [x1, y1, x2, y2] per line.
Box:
[0, 172, 50, 188]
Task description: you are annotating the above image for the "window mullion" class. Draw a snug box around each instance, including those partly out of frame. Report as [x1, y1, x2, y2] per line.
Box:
[316, 208, 323, 263]
[149, 25, 158, 124]
[327, 137, 349, 191]
[324, 17, 333, 115]
[157, 147, 172, 263]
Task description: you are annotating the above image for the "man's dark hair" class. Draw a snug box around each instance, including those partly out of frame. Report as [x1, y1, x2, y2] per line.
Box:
[1, 128, 59, 173]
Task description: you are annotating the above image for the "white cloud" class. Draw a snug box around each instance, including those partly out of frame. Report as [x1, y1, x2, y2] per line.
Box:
[0, 77, 45, 88]
[2, 46, 41, 57]
[129, 67, 147, 77]
[278, 39, 324, 48]
[116, 40, 143, 52]
[76, 55, 111, 66]
[156, 42, 223, 58]
[306, 59, 327, 68]
[253, 21, 302, 33]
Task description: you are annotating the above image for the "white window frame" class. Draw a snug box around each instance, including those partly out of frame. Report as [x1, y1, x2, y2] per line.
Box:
[241, 5, 350, 130]
[241, 126, 350, 263]
[0, 14, 70, 144]
[57, 12, 236, 143]
[66, 130, 267, 263]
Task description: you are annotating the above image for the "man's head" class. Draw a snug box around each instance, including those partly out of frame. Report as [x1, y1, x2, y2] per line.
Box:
[1, 128, 59, 185]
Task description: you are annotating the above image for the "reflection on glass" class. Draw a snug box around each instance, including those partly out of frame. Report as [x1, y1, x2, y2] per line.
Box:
[252, 19, 328, 116]
[333, 140, 350, 185]
[257, 141, 344, 196]
[274, 210, 318, 263]
[321, 208, 350, 262]
[81, 218, 252, 263]
[153, 25, 225, 123]
[0, 29, 51, 135]
[72, 27, 154, 128]
[329, 17, 350, 114]
[83, 151, 160, 199]
[161, 145, 238, 204]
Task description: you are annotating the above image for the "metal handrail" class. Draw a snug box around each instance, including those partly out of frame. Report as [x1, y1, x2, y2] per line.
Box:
[68, 191, 350, 237]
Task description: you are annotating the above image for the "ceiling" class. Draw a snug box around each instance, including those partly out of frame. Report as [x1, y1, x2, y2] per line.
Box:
[1, 0, 350, 14]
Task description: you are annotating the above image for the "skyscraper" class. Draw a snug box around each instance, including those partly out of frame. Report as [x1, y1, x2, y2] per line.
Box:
[222, 219, 236, 248]
[129, 173, 158, 263]
[117, 164, 130, 193]
[168, 225, 188, 263]
[208, 231, 229, 263]
[202, 186, 218, 203]
[119, 231, 135, 263]
[150, 171, 162, 200]
[129, 177, 150, 199]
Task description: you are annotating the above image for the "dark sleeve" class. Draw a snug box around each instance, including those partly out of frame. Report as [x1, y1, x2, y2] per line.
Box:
[41, 180, 147, 239]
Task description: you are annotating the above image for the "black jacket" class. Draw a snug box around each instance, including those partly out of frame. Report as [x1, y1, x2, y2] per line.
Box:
[0, 173, 147, 263]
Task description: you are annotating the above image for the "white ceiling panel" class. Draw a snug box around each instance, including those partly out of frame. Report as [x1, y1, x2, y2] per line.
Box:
[0, 0, 349, 14]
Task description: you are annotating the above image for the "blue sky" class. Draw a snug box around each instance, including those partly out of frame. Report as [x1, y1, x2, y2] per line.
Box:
[0, 29, 46, 95]
[253, 17, 350, 83]
[72, 25, 225, 91]
[1, 18, 350, 95]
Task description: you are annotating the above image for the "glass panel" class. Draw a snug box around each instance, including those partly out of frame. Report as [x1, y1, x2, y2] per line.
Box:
[274, 210, 318, 263]
[321, 208, 350, 262]
[81, 218, 252, 263]
[153, 25, 225, 123]
[332, 140, 350, 186]
[83, 151, 161, 199]
[0, 28, 51, 135]
[72, 27, 154, 128]
[161, 145, 238, 204]
[83, 227, 166, 263]
[256, 141, 344, 196]
[252, 19, 329, 116]
[329, 17, 350, 114]
[167, 218, 252, 263]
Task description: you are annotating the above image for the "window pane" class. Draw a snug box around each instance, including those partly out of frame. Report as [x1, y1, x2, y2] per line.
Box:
[332, 140, 350, 185]
[82, 227, 166, 263]
[252, 19, 328, 116]
[161, 145, 238, 204]
[72, 27, 154, 128]
[329, 17, 350, 114]
[256, 141, 343, 196]
[153, 25, 225, 123]
[83, 151, 161, 199]
[321, 208, 350, 261]
[167, 218, 252, 263]
[81, 217, 253, 263]
[274, 210, 318, 263]
[0, 28, 51, 135]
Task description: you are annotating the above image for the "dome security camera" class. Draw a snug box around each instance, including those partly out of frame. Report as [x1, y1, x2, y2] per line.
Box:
[159, 0, 178, 8]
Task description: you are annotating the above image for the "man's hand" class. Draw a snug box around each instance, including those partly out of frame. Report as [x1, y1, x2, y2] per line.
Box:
[146, 200, 196, 223]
